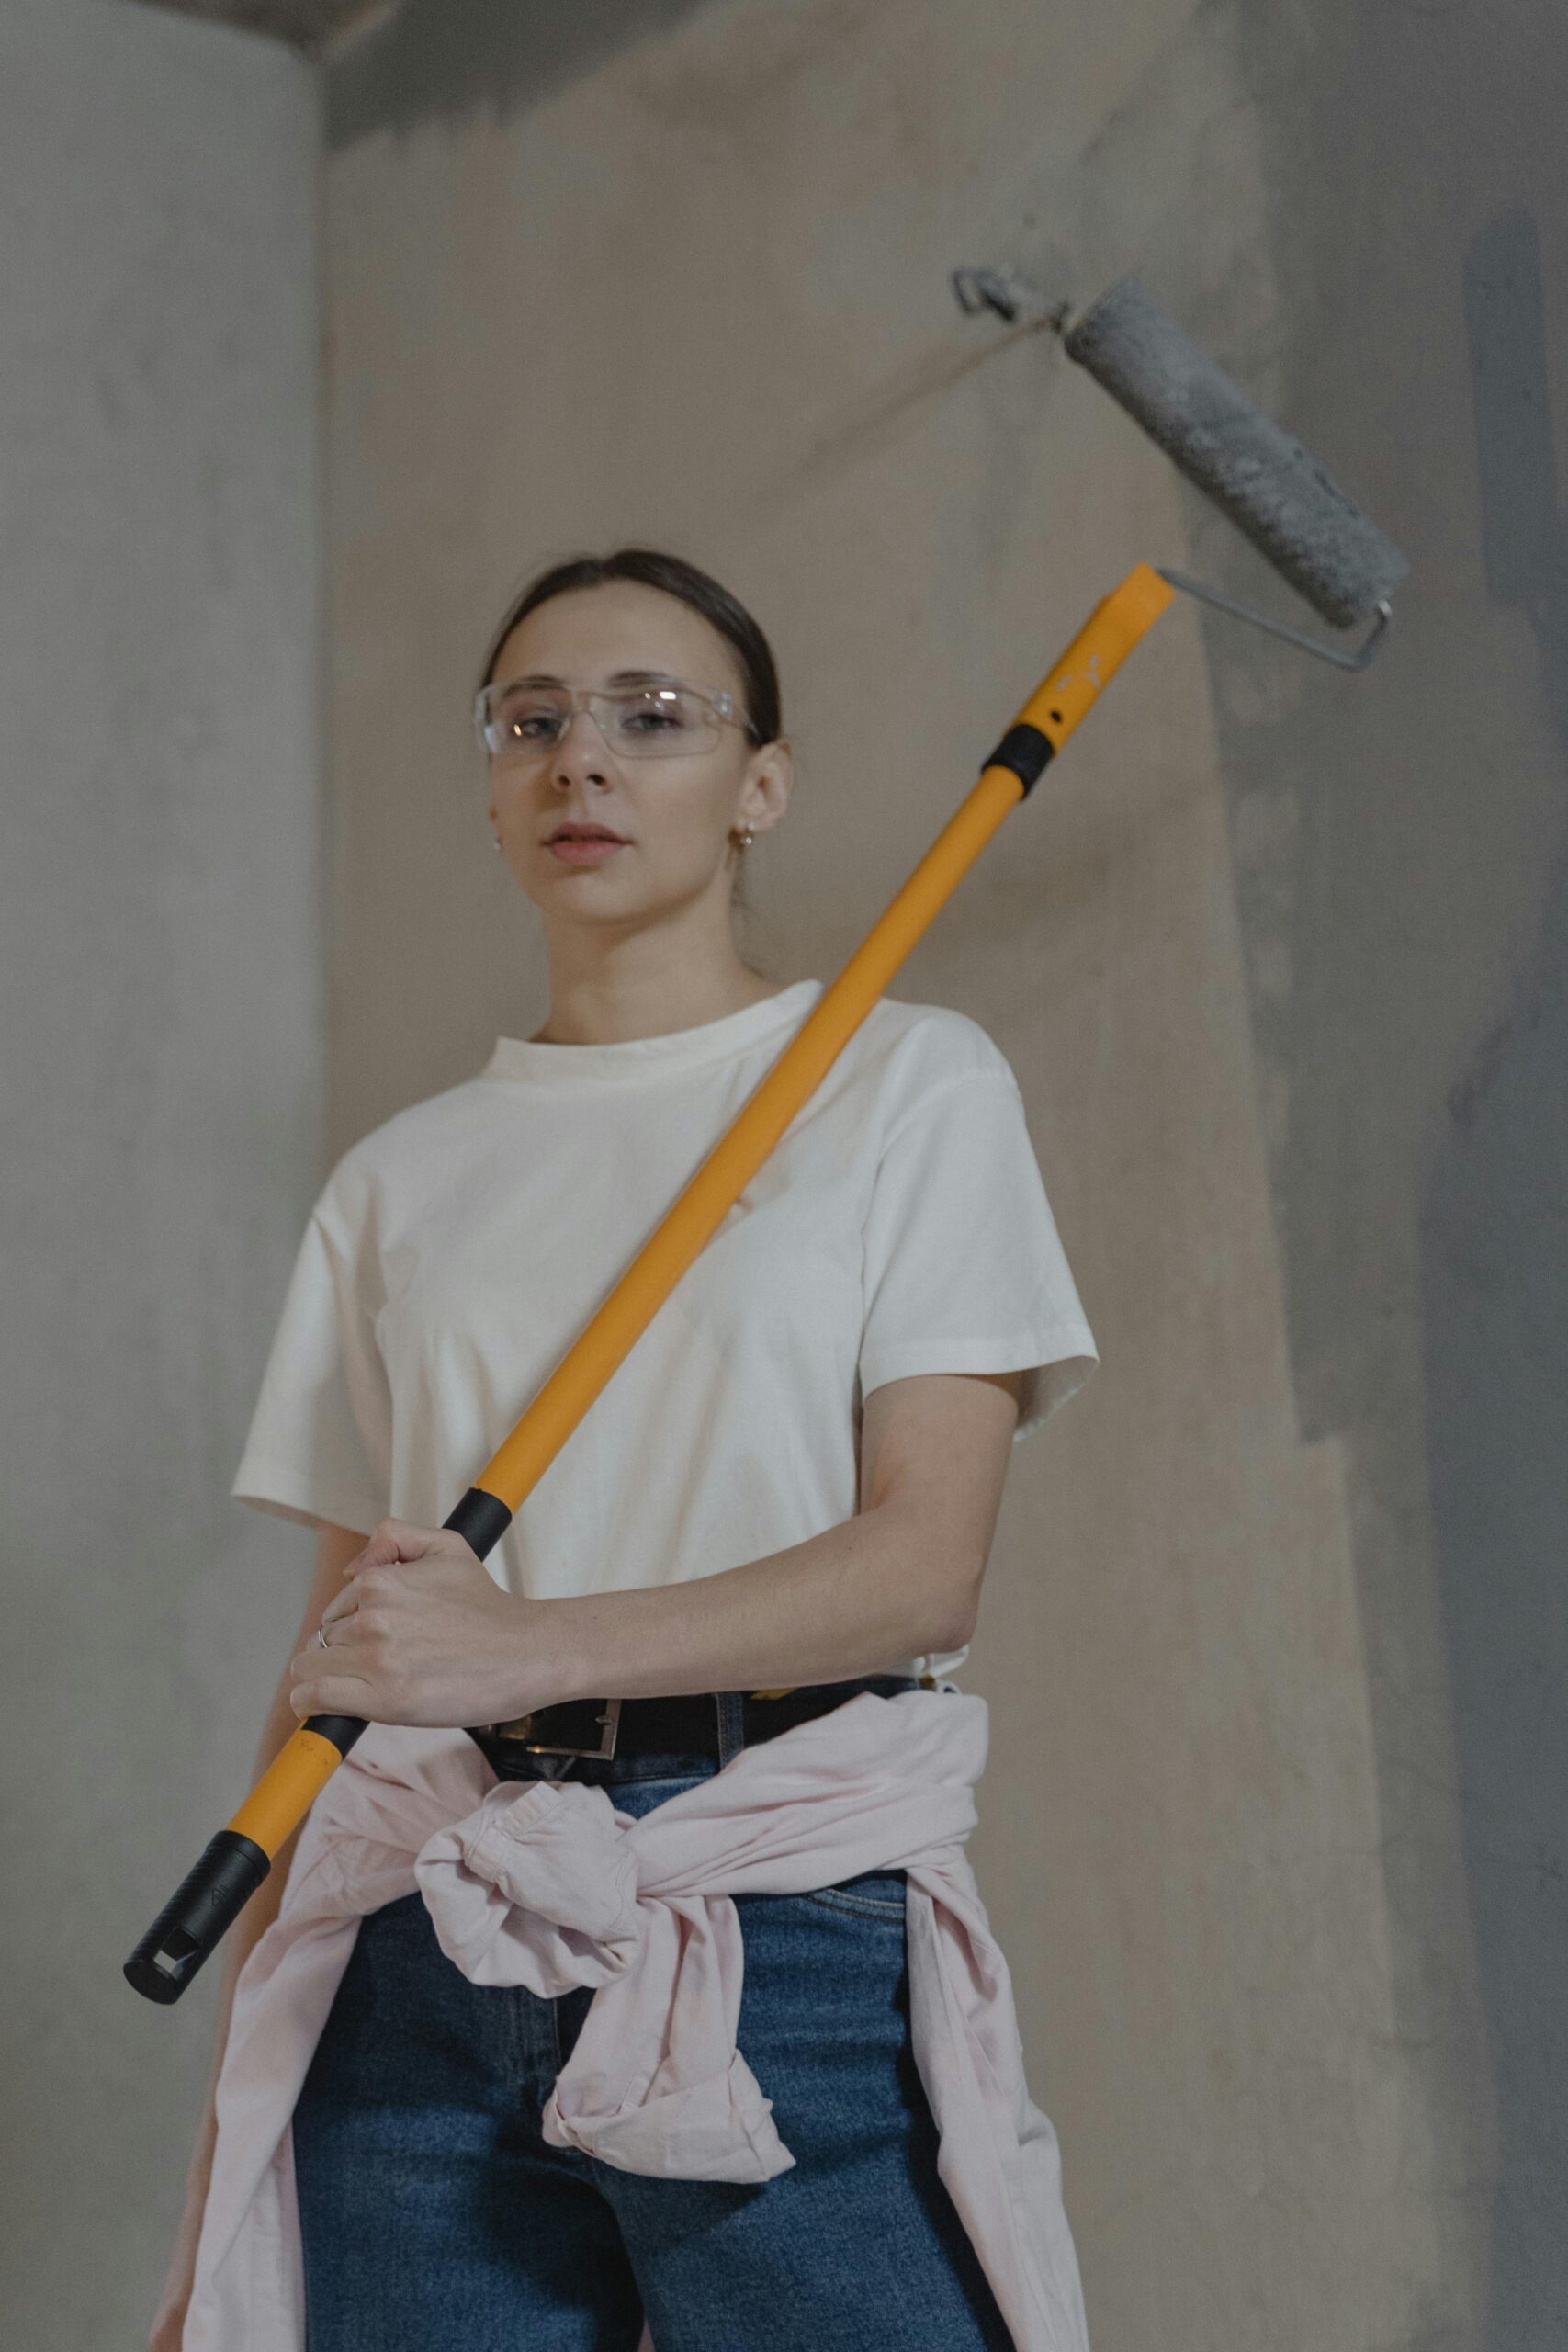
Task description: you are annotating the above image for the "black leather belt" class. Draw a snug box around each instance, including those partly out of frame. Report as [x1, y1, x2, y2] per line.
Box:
[468, 1677, 918, 1770]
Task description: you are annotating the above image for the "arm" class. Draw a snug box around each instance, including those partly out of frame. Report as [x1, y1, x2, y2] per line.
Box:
[152, 1521, 364, 2352]
[288, 1371, 1025, 1730]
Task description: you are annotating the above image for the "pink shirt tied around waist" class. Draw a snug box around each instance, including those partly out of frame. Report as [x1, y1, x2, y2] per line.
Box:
[178, 1688, 1089, 2352]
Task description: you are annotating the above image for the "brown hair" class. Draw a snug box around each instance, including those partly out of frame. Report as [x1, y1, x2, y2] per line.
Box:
[477, 547, 782, 745]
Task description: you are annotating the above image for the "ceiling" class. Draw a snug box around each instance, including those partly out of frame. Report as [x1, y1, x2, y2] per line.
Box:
[124, 0, 399, 54]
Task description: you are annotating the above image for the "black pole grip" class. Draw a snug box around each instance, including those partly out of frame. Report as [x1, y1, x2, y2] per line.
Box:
[444, 1486, 513, 1557]
[982, 720, 1055, 797]
[302, 1713, 369, 1755]
[123, 1830, 270, 2006]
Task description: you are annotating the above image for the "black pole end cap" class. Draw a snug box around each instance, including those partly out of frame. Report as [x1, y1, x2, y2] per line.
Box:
[123, 1830, 270, 2006]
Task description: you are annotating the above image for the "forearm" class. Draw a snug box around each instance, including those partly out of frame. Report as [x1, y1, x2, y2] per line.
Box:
[292, 1384, 1021, 1732]
[530, 1497, 979, 1708]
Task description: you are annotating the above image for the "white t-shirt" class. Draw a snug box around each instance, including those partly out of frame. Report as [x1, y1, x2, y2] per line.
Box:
[233, 980, 1097, 1679]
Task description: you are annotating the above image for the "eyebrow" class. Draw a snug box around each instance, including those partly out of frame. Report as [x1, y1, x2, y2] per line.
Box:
[505, 668, 687, 689]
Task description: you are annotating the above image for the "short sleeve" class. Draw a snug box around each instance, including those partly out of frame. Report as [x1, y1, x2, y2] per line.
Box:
[231, 1205, 393, 1534]
[858, 1069, 1098, 1440]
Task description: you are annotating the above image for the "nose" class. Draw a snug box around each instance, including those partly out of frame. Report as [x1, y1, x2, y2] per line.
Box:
[549, 707, 614, 791]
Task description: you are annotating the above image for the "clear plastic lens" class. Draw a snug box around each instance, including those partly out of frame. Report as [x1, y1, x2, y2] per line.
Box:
[479, 682, 729, 760]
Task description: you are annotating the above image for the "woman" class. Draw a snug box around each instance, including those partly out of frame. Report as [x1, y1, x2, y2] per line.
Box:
[155, 548, 1098, 2351]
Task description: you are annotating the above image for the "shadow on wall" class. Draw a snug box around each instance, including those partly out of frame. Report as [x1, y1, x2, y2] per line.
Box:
[328, 0, 717, 145]
[1422, 204, 1568, 2350]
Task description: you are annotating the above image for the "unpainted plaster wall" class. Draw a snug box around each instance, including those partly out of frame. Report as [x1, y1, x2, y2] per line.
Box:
[312, 0, 1563, 2344]
[0, 5, 322, 2343]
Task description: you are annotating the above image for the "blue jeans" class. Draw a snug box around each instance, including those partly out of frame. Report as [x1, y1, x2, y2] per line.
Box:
[292, 1743, 1011, 2350]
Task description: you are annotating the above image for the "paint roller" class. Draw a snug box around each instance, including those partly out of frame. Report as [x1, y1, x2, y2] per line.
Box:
[125, 273, 1407, 2005]
[953, 268, 1407, 661]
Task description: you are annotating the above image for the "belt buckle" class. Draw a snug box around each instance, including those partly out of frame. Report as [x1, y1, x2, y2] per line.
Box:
[491, 1698, 622, 1758]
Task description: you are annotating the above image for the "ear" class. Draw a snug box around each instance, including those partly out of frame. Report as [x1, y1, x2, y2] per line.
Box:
[737, 737, 794, 837]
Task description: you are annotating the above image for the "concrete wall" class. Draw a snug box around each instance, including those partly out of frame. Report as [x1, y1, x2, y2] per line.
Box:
[319, 3, 1565, 2346]
[0, 5, 322, 2344]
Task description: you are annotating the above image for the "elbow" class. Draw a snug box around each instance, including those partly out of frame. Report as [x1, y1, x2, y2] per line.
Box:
[910, 1552, 984, 1661]
[924, 1600, 979, 1660]
[873, 1496, 987, 1660]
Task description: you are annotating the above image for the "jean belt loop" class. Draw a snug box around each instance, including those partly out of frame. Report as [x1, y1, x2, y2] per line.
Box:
[714, 1691, 747, 1767]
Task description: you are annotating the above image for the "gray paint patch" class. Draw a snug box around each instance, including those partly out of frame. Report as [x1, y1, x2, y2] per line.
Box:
[1465, 209, 1568, 615]
[328, 0, 719, 145]
[1422, 872, 1568, 2351]
[1214, 0, 1568, 2328]
[1421, 203, 1568, 2349]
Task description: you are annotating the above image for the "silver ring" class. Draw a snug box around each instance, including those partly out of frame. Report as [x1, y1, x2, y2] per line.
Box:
[316, 1624, 330, 1649]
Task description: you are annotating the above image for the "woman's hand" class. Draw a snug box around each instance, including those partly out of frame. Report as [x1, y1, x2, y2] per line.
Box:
[288, 1520, 548, 1729]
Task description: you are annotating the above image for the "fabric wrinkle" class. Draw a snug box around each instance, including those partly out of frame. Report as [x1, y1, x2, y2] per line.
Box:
[181, 1689, 1089, 2352]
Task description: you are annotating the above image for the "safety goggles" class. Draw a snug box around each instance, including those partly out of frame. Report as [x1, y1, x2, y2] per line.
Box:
[473, 677, 751, 762]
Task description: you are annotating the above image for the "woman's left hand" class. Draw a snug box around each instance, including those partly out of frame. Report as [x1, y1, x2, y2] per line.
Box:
[288, 1518, 546, 1729]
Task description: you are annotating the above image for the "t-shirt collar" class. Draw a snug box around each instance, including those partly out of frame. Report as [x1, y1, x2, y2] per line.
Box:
[482, 978, 823, 1090]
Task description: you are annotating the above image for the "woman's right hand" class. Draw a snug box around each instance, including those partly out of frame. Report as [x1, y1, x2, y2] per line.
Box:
[150, 2105, 217, 2350]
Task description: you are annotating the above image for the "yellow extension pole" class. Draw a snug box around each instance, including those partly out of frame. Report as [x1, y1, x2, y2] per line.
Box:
[125, 562, 1174, 2004]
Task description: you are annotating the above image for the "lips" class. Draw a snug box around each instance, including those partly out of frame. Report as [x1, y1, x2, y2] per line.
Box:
[545, 822, 628, 868]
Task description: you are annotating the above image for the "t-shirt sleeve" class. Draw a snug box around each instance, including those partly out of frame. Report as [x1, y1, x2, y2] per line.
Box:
[858, 1068, 1098, 1441]
[231, 1202, 393, 1535]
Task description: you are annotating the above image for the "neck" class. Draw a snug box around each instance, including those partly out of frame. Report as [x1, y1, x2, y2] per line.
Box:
[531, 904, 783, 1046]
